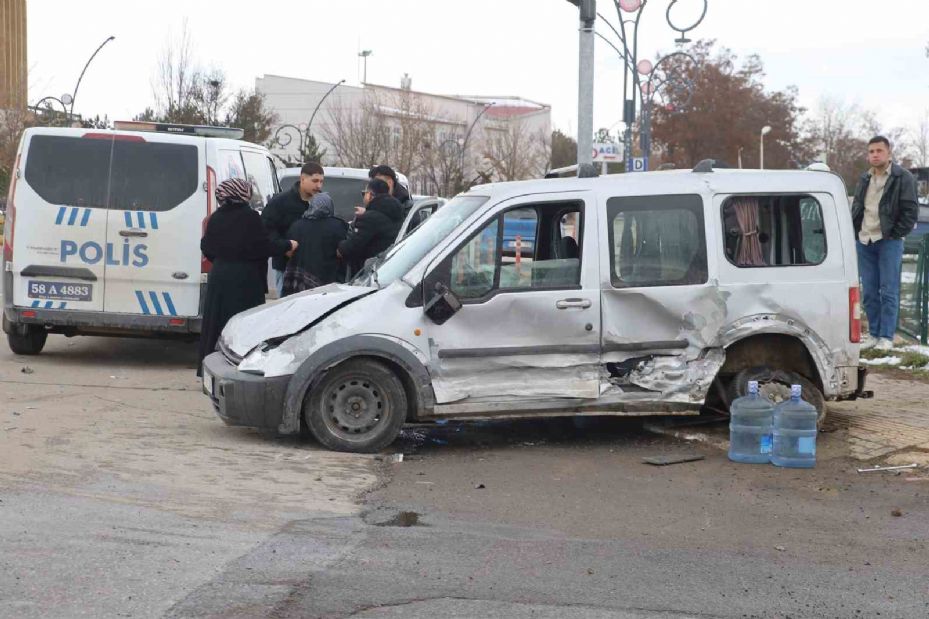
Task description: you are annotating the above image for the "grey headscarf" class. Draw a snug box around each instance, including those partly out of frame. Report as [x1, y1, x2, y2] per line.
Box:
[304, 192, 334, 219]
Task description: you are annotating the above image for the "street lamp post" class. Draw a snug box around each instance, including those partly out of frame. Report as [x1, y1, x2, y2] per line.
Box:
[759, 125, 772, 169]
[272, 79, 346, 163]
[358, 50, 373, 84]
[457, 102, 494, 190]
[595, 0, 707, 172]
[29, 96, 72, 126]
[69, 35, 115, 123]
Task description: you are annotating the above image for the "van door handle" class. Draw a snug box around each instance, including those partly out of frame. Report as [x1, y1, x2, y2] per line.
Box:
[556, 298, 592, 309]
[119, 230, 148, 238]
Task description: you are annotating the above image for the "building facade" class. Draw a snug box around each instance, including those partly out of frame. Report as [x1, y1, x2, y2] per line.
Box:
[1, 0, 27, 110]
[257, 74, 551, 196]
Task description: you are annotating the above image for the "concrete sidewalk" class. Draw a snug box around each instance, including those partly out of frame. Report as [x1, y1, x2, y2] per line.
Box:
[828, 373, 929, 462]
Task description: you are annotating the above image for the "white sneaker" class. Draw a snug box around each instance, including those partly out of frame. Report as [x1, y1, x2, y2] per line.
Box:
[860, 335, 878, 350]
[874, 338, 894, 352]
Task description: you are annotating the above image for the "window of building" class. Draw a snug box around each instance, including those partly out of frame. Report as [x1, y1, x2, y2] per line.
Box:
[607, 194, 707, 287]
[722, 194, 826, 267]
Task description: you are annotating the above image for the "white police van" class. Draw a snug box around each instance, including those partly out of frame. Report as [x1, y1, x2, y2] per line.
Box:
[2, 121, 281, 354]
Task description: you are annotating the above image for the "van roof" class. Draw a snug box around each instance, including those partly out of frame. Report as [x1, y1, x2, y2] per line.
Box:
[466, 168, 850, 202]
[22, 126, 259, 148]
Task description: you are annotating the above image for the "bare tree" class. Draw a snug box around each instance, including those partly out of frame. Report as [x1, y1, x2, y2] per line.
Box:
[801, 97, 869, 188]
[481, 118, 551, 182]
[319, 92, 390, 168]
[908, 110, 929, 167]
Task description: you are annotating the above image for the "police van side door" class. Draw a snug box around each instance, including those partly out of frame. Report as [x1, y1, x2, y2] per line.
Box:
[12, 130, 110, 312]
[103, 136, 204, 318]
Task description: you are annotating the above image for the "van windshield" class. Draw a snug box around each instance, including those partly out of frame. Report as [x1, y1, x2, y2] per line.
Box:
[353, 195, 489, 288]
[24, 134, 199, 211]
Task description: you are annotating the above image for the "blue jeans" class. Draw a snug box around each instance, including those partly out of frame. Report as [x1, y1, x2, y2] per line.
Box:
[856, 238, 904, 339]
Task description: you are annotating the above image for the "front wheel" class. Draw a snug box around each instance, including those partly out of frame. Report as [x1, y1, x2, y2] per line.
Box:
[7, 325, 48, 355]
[303, 359, 408, 453]
[728, 366, 826, 427]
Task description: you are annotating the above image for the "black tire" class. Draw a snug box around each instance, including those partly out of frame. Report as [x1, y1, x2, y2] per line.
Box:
[7, 325, 48, 355]
[303, 359, 408, 453]
[728, 366, 827, 428]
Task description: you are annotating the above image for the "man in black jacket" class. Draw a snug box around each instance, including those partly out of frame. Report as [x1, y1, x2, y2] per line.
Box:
[369, 164, 414, 214]
[851, 136, 919, 350]
[338, 178, 404, 276]
[262, 161, 324, 295]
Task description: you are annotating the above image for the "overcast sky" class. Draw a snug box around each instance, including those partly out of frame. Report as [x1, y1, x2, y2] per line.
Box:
[26, 0, 929, 141]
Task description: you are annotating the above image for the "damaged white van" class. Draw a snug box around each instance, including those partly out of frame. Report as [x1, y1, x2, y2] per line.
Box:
[202, 162, 871, 452]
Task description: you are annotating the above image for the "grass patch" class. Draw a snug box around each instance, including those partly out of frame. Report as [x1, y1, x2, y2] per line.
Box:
[860, 348, 892, 360]
[898, 351, 929, 369]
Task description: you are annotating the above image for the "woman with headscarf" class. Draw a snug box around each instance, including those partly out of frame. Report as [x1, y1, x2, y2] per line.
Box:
[197, 178, 297, 374]
[282, 192, 349, 295]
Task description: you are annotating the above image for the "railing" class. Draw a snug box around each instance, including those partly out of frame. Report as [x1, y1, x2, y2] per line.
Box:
[899, 235, 929, 345]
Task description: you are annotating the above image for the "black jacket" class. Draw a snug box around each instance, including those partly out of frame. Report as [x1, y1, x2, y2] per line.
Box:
[262, 182, 309, 270]
[392, 182, 414, 213]
[284, 215, 349, 293]
[338, 194, 404, 272]
[851, 162, 919, 240]
[198, 202, 291, 371]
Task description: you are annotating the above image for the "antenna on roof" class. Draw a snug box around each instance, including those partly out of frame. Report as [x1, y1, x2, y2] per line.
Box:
[692, 159, 715, 173]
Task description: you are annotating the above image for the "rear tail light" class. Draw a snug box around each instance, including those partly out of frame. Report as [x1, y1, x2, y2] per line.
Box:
[21, 310, 36, 318]
[849, 286, 862, 343]
[201, 166, 216, 274]
[3, 154, 19, 263]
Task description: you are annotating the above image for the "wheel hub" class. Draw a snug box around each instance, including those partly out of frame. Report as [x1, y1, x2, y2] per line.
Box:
[327, 379, 383, 434]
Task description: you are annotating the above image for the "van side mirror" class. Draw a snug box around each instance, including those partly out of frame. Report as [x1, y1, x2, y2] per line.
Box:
[423, 281, 462, 325]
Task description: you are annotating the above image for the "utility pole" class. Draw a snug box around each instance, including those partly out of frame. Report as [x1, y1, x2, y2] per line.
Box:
[358, 50, 372, 84]
[569, 0, 596, 170]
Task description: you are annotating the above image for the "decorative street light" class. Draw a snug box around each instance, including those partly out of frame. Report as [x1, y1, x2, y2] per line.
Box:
[29, 95, 72, 126]
[458, 102, 494, 187]
[272, 79, 346, 164]
[358, 50, 373, 84]
[70, 36, 116, 123]
[759, 124, 772, 169]
[595, 0, 707, 172]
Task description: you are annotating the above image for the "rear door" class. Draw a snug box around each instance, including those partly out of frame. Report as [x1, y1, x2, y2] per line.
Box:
[102, 134, 203, 318]
[240, 149, 280, 210]
[13, 130, 111, 312]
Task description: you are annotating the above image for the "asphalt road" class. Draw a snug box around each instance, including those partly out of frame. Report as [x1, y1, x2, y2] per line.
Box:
[1, 334, 927, 618]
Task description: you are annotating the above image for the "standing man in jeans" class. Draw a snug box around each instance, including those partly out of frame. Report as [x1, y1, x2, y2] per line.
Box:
[851, 136, 919, 350]
[262, 162, 324, 296]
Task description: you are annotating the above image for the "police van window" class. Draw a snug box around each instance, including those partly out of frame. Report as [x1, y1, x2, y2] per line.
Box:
[607, 194, 707, 288]
[241, 150, 276, 209]
[722, 194, 826, 267]
[24, 135, 198, 212]
[324, 177, 369, 222]
[217, 150, 245, 182]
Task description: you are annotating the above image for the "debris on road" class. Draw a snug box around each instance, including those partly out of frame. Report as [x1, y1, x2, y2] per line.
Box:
[774, 545, 786, 552]
[474, 483, 486, 489]
[891, 509, 903, 517]
[856, 463, 919, 474]
[21, 366, 34, 374]
[643, 453, 706, 466]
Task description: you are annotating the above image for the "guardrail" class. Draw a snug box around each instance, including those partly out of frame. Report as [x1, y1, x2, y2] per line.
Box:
[899, 235, 929, 345]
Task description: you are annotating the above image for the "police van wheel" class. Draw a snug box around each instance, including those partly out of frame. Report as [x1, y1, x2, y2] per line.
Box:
[304, 359, 408, 453]
[7, 325, 48, 355]
[728, 366, 827, 428]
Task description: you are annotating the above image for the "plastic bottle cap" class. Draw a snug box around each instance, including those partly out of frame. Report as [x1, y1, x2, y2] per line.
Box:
[748, 380, 759, 395]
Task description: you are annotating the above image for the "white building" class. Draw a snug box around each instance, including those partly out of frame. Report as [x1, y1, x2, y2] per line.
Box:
[256, 74, 551, 195]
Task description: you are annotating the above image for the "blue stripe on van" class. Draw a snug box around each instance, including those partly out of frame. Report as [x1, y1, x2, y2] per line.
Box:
[31, 300, 40, 308]
[148, 291, 164, 316]
[80, 208, 91, 227]
[135, 291, 151, 315]
[149, 212, 159, 229]
[124, 211, 132, 227]
[162, 292, 177, 316]
[67, 208, 79, 226]
[136, 211, 146, 229]
[55, 207, 66, 225]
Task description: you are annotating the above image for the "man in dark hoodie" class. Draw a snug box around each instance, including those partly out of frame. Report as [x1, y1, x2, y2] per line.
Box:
[369, 164, 414, 214]
[262, 161, 324, 295]
[338, 178, 404, 275]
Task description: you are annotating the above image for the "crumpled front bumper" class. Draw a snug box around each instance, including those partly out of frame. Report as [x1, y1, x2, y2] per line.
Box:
[202, 351, 291, 431]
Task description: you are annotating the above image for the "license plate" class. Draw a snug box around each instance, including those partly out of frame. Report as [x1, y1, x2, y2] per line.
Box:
[28, 280, 92, 301]
[202, 369, 214, 396]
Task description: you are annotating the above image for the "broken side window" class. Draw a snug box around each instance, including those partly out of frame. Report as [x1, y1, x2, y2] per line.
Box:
[607, 194, 707, 288]
[722, 194, 826, 267]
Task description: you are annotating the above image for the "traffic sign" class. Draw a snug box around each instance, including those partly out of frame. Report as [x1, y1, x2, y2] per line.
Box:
[592, 142, 623, 162]
[631, 156, 648, 172]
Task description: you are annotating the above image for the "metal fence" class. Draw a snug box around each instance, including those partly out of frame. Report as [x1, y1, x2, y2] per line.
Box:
[899, 235, 929, 345]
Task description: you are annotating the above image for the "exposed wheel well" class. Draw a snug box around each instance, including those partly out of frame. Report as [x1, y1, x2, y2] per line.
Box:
[718, 333, 823, 391]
